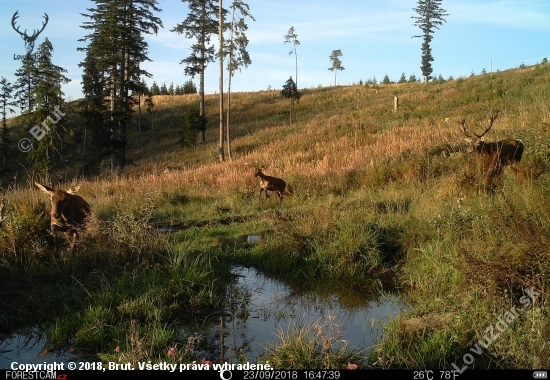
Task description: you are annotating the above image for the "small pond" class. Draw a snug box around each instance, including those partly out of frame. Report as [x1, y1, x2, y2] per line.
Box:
[0, 332, 80, 369]
[0, 265, 406, 368]
[186, 265, 406, 364]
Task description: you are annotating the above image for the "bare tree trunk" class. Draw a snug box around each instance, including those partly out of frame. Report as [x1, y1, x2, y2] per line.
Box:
[110, 69, 116, 173]
[138, 91, 142, 132]
[225, 4, 236, 161]
[294, 46, 298, 89]
[117, 0, 130, 171]
[199, 61, 206, 143]
[218, 0, 224, 162]
[226, 76, 232, 160]
[82, 122, 87, 175]
[290, 99, 293, 125]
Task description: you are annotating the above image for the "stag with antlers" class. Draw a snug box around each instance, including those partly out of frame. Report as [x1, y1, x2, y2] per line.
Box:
[459, 110, 524, 177]
[12, 11, 49, 54]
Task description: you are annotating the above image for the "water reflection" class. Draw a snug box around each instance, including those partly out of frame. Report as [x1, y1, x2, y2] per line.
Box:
[0, 332, 79, 369]
[0, 266, 405, 367]
[188, 265, 406, 364]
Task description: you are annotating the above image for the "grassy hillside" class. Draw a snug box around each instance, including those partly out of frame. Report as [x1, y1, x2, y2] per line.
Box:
[1, 63, 550, 369]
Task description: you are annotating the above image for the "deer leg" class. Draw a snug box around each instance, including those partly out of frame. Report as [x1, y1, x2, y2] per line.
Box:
[259, 189, 264, 200]
[69, 231, 78, 268]
[52, 229, 62, 260]
[68, 231, 77, 252]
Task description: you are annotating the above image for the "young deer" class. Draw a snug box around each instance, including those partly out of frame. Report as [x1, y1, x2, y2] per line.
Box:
[254, 168, 291, 202]
[35, 182, 91, 253]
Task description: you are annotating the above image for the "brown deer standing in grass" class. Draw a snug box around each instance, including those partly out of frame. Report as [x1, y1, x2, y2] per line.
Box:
[254, 167, 292, 202]
[458, 111, 524, 178]
[35, 182, 91, 254]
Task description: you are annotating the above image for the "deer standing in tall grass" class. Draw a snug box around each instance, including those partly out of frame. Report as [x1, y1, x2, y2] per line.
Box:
[254, 167, 292, 202]
[459, 111, 524, 177]
[35, 182, 91, 254]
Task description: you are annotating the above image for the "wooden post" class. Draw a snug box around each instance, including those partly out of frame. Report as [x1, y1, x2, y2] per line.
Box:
[394, 96, 399, 112]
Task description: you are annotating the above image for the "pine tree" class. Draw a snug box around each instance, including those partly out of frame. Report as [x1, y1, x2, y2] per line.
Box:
[412, 0, 448, 84]
[183, 79, 197, 95]
[180, 103, 205, 147]
[281, 76, 301, 125]
[160, 82, 168, 95]
[151, 81, 160, 95]
[328, 50, 344, 86]
[0, 77, 16, 166]
[78, 39, 112, 175]
[284, 26, 300, 88]
[13, 55, 38, 113]
[22, 39, 71, 173]
[398, 72, 407, 83]
[172, 0, 222, 144]
[224, 0, 254, 160]
[80, 0, 163, 172]
[16, 38, 70, 173]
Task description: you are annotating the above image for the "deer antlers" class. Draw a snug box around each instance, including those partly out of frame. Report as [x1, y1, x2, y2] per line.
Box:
[474, 110, 500, 138]
[459, 110, 500, 140]
[11, 11, 49, 52]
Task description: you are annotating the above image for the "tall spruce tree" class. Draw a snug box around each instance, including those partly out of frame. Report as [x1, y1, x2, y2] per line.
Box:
[78, 38, 112, 175]
[31, 43, 67, 172]
[80, 0, 163, 172]
[0, 77, 16, 166]
[27, 38, 70, 173]
[412, 0, 448, 84]
[218, 0, 225, 162]
[13, 55, 38, 113]
[224, 0, 254, 159]
[172, 0, 222, 144]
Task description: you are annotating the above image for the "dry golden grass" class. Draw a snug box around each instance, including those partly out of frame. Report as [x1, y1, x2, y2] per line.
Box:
[3, 63, 550, 368]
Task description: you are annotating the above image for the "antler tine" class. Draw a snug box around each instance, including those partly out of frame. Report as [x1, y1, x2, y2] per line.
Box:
[35, 13, 49, 37]
[29, 13, 49, 39]
[475, 110, 500, 138]
[11, 11, 25, 37]
[458, 119, 471, 138]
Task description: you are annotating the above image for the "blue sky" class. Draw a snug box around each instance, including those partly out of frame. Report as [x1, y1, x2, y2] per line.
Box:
[1, 0, 549, 104]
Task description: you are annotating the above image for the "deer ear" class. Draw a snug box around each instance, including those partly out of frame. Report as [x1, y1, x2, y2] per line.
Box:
[67, 185, 81, 194]
[35, 182, 54, 194]
[463, 138, 471, 143]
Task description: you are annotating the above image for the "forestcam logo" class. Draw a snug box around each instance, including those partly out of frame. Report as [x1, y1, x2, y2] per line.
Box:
[11, 10, 49, 59]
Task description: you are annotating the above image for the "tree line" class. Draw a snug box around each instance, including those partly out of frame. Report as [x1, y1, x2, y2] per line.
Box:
[0, 0, 448, 176]
[149, 80, 197, 96]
